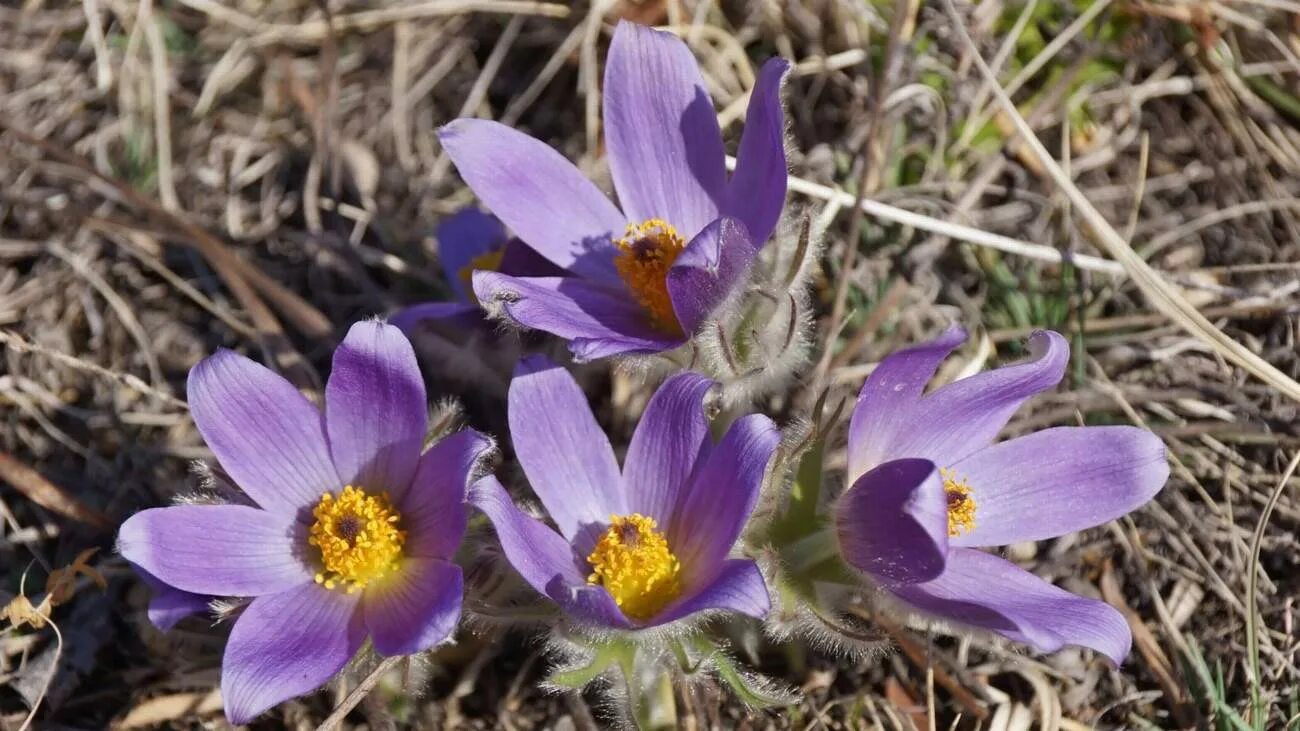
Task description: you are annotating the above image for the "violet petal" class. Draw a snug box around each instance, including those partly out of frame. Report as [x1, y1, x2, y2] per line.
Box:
[472, 271, 682, 361]
[665, 217, 758, 334]
[508, 356, 624, 552]
[133, 564, 211, 631]
[949, 426, 1168, 548]
[497, 237, 569, 278]
[118, 505, 311, 597]
[438, 119, 624, 283]
[889, 548, 1131, 665]
[650, 558, 769, 626]
[325, 321, 427, 503]
[724, 57, 792, 247]
[834, 458, 949, 584]
[402, 429, 492, 560]
[669, 414, 778, 581]
[187, 349, 339, 517]
[604, 21, 725, 237]
[436, 207, 507, 302]
[848, 325, 966, 478]
[468, 477, 630, 628]
[221, 583, 365, 724]
[363, 557, 462, 656]
[885, 330, 1068, 466]
[623, 372, 713, 527]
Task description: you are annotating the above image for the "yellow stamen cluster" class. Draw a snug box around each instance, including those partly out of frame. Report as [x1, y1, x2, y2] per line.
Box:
[586, 513, 682, 621]
[457, 248, 506, 305]
[613, 218, 687, 335]
[309, 486, 406, 593]
[940, 468, 977, 537]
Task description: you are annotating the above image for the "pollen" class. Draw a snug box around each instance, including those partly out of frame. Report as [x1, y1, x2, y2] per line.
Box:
[457, 248, 506, 305]
[586, 513, 682, 621]
[613, 218, 687, 335]
[309, 486, 406, 593]
[940, 468, 977, 538]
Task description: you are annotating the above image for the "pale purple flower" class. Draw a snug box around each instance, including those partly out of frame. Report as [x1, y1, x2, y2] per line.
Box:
[391, 207, 562, 332]
[134, 563, 211, 631]
[469, 356, 777, 629]
[438, 21, 791, 361]
[118, 321, 489, 723]
[834, 327, 1168, 664]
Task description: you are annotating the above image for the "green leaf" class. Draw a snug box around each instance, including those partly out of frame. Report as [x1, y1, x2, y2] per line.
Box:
[546, 640, 633, 689]
[693, 636, 796, 710]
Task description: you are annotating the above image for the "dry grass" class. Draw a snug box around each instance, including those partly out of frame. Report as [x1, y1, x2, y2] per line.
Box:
[2, 0, 1299, 728]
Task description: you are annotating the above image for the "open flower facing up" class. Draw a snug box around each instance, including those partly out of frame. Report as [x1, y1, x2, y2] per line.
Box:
[469, 356, 778, 630]
[439, 21, 791, 362]
[118, 321, 490, 723]
[390, 207, 562, 333]
[834, 327, 1168, 664]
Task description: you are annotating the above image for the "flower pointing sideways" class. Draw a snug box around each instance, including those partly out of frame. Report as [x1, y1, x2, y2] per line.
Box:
[439, 21, 791, 362]
[132, 563, 211, 631]
[469, 356, 779, 629]
[118, 321, 491, 724]
[834, 327, 1168, 664]
[390, 207, 563, 333]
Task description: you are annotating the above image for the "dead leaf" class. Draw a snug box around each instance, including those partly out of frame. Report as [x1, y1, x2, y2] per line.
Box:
[3, 549, 107, 631]
[114, 689, 224, 729]
[3, 594, 49, 630]
[0, 451, 112, 530]
[46, 548, 106, 605]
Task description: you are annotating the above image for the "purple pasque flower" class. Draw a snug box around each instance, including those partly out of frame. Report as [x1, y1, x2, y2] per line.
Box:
[391, 207, 563, 333]
[469, 355, 778, 629]
[133, 563, 211, 631]
[118, 321, 490, 724]
[438, 21, 791, 362]
[834, 327, 1168, 664]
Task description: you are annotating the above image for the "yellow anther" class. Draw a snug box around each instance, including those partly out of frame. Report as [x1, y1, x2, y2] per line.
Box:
[309, 486, 406, 593]
[613, 218, 687, 335]
[940, 468, 977, 538]
[586, 513, 682, 621]
[457, 248, 506, 305]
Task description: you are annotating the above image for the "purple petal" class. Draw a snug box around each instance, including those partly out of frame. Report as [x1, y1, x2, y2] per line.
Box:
[467, 477, 630, 628]
[949, 426, 1168, 548]
[498, 238, 569, 279]
[560, 585, 635, 629]
[669, 414, 779, 580]
[148, 587, 210, 631]
[438, 119, 624, 282]
[885, 330, 1068, 467]
[187, 349, 338, 517]
[666, 217, 759, 334]
[133, 564, 211, 631]
[889, 548, 1131, 665]
[848, 325, 967, 478]
[651, 558, 769, 626]
[364, 558, 462, 656]
[467, 477, 586, 589]
[835, 458, 949, 585]
[623, 373, 713, 527]
[436, 207, 508, 301]
[402, 430, 492, 559]
[604, 21, 725, 237]
[326, 321, 427, 503]
[508, 356, 624, 551]
[221, 583, 365, 724]
[473, 271, 682, 361]
[724, 58, 791, 247]
[389, 302, 483, 334]
[118, 506, 311, 597]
